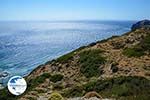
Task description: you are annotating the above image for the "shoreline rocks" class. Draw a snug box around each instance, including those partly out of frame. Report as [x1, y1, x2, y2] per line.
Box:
[0, 71, 9, 78]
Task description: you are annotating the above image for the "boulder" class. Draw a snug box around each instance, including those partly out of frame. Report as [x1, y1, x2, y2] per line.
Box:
[0, 71, 9, 78]
[83, 91, 102, 99]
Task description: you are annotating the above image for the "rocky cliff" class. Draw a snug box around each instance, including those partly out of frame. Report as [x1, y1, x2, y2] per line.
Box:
[131, 20, 150, 31]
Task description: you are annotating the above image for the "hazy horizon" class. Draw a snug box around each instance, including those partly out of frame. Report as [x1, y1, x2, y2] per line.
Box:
[0, 19, 138, 22]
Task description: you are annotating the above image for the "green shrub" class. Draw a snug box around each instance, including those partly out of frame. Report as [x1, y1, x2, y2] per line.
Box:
[32, 73, 51, 84]
[27, 73, 51, 91]
[0, 88, 17, 100]
[63, 86, 84, 97]
[41, 73, 51, 78]
[112, 83, 130, 96]
[83, 80, 97, 92]
[79, 49, 106, 77]
[56, 46, 86, 63]
[50, 74, 64, 83]
[123, 34, 150, 57]
[49, 92, 64, 100]
[83, 76, 150, 97]
[141, 34, 150, 51]
[56, 52, 75, 63]
[119, 95, 150, 100]
[61, 76, 150, 98]
[123, 47, 144, 57]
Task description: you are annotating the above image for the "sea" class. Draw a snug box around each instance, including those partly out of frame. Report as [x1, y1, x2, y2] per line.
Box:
[0, 20, 135, 83]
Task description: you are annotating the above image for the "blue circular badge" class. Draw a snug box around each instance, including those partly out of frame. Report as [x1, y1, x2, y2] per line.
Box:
[7, 76, 27, 95]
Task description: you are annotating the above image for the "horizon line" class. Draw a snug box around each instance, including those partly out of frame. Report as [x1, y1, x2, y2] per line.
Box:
[0, 19, 139, 22]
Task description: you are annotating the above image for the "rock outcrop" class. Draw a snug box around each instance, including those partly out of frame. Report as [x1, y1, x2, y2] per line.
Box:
[83, 91, 102, 99]
[131, 19, 150, 31]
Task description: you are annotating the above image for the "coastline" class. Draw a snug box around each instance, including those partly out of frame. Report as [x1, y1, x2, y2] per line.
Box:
[27, 34, 121, 78]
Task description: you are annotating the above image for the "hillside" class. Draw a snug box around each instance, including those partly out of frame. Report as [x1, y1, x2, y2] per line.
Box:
[0, 20, 150, 100]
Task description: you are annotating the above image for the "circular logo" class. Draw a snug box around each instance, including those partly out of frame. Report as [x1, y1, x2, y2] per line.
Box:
[7, 76, 27, 95]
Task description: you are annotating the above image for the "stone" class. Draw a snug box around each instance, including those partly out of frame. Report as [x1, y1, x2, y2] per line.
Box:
[83, 91, 102, 99]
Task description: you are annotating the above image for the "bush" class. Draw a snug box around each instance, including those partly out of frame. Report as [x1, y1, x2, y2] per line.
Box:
[83, 80, 97, 92]
[56, 46, 86, 63]
[119, 95, 150, 100]
[79, 49, 106, 77]
[41, 73, 51, 78]
[49, 92, 64, 100]
[141, 34, 150, 51]
[0, 88, 17, 100]
[56, 52, 75, 63]
[83, 76, 150, 97]
[123, 34, 150, 57]
[112, 83, 130, 96]
[123, 47, 144, 57]
[32, 73, 51, 84]
[63, 86, 84, 97]
[50, 74, 64, 83]
[27, 73, 51, 91]
[61, 76, 150, 98]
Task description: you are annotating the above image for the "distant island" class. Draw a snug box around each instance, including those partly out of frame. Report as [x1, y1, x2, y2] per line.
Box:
[0, 20, 150, 100]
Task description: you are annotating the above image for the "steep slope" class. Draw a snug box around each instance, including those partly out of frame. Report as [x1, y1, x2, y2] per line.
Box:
[0, 20, 150, 100]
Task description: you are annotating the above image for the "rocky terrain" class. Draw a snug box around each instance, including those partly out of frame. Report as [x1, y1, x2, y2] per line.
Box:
[0, 20, 150, 100]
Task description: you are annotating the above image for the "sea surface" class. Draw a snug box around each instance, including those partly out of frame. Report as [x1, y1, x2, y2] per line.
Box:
[0, 20, 135, 82]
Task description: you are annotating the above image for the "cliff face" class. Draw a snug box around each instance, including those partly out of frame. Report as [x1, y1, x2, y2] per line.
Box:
[1, 20, 150, 100]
